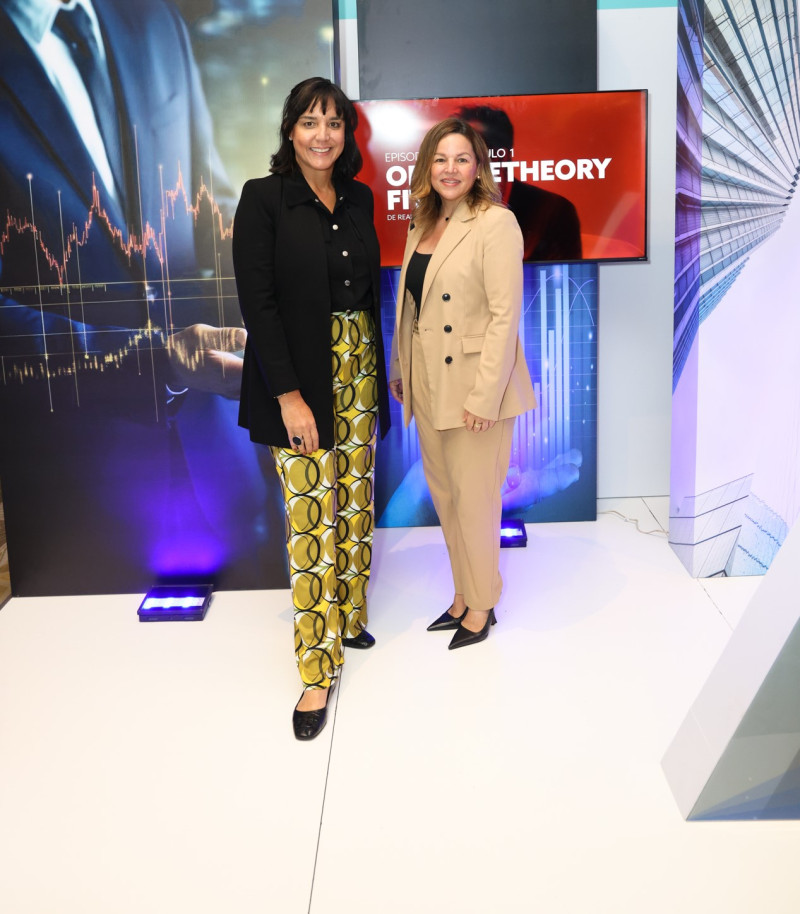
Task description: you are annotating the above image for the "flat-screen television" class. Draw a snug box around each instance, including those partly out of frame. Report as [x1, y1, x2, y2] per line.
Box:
[354, 90, 648, 267]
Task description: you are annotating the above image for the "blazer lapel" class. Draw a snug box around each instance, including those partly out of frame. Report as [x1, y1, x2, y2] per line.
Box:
[0, 9, 128, 234]
[419, 201, 475, 313]
[0, 11, 124, 219]
[92, 2, 141, 227]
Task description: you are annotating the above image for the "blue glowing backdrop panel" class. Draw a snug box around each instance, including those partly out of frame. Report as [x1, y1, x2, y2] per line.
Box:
[375, 263, 597, 526]
[0, 0, 333, 596]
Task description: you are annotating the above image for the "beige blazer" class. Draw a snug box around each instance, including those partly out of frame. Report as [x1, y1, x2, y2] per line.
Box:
[390, 200, 536, 430]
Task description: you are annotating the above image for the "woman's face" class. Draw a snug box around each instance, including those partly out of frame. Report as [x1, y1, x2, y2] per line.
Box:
[430, 132, 479, 207]
[289, 99, 345, 180]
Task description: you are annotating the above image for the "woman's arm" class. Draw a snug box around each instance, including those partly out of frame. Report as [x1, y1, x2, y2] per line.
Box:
[463, 206, 524, 422]
[232, 179, 318, 452]
[232, 179, 298, 396]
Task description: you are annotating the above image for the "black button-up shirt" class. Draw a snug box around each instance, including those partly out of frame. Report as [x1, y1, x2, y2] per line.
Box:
[306, 184, 373, 313]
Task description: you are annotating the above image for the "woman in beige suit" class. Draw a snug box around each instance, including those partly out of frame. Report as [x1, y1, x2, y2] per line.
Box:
[389, 117, 536, 649]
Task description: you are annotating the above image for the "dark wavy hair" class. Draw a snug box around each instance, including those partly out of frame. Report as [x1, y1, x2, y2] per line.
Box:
[270, 77, 362, 180]
[410, 117, 501, 234]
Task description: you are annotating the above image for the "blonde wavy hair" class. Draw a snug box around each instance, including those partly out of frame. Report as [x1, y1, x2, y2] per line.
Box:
[410, 117, 501, 235]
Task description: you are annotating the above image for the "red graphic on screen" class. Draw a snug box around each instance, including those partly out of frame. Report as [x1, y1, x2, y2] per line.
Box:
[355, 91, 647, 267]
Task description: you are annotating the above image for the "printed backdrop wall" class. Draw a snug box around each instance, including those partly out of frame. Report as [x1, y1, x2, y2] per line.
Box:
[0, 0, 599, 597]
[0, 0, 332, 595]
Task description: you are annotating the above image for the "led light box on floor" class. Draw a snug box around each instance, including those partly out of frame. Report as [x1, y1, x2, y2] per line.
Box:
[500, 519, 528, 548]
[137, 584, 213, 622]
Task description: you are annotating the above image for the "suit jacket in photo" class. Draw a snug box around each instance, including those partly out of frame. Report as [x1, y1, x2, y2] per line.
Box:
[0, 0, 236, 369]
[0, 0, 269, 596]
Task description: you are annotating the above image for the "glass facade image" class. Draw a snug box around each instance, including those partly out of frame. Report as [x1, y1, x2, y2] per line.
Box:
[675, 0, 800, 386]
[671, 0, 800, 577]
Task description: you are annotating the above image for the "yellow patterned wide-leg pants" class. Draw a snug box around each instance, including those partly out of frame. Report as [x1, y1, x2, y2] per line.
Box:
[271, 310, 378, 691]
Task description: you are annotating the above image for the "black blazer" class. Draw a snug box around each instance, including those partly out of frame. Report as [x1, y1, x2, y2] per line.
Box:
[233, 172, 390, 449]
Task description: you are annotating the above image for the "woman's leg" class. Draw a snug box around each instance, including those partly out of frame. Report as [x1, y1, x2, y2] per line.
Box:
[273, 310, 378, 712]
[330, 311, 379, 639]
[409, 330, 516, 618]
[409, 330, 467, 608]
[271, 445, 341, 698]
[439, 417, 515, 615]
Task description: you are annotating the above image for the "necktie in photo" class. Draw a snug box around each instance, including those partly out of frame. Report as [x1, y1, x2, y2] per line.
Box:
[52, 5, 126, 206]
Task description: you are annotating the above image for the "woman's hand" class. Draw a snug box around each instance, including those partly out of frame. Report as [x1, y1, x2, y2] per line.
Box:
[278, 391, 319, 454]
[463, 409, 495, 433]
[389, 378, 404, 404]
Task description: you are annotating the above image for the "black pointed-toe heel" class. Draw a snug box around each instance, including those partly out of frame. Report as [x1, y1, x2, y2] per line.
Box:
[426, 605, 468, 632]
[292, 689, 331, 741]
[448, 608, 497, 650]
[342, 629, 376, 649]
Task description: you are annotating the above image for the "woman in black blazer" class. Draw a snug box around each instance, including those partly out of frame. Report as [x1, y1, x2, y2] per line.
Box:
[232, 78, 390, 741]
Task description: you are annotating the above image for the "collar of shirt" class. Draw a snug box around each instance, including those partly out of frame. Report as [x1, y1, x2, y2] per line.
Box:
[283, 171, 353, 210]
[5, 0, 104, 56]
[5, 0, 118, 200]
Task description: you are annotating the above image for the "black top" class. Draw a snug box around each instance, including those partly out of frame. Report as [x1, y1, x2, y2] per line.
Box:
[406, 250, 431, 318]
[313, 189, 373, 312]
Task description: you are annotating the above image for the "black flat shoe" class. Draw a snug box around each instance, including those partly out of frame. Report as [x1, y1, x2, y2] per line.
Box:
[448, 608, 497, 650]
[342, 629, 376, 649]
[426, 605, 468, 632]
[293, 690, 331, 741]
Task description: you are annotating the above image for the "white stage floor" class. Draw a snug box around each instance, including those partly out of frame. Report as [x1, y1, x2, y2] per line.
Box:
[1, 497, 798, 913]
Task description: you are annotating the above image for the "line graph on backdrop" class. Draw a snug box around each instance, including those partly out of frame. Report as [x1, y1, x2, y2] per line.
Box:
[519, 263, 596, 469]
[0, 156, 237, 400]
[378, 260, 596, 521]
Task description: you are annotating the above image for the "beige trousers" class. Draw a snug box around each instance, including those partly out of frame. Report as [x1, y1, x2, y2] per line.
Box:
[410, 330, 515, 612]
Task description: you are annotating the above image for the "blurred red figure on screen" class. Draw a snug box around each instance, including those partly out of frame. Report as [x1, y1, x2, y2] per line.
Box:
[456, 104, 583, 263]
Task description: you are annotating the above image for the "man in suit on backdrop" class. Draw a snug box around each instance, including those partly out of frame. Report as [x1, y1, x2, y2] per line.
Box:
[0, 0, 281, 594]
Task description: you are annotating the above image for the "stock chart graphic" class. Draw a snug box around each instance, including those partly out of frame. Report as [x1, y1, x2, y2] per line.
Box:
[0, 162, 239, 417]
[0, 37, 282, 595]
[0, 142, 284, 596]
[0, 0, 332, 597]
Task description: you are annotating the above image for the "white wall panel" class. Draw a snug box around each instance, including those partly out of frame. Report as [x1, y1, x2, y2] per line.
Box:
[598, 8, 677, 496]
